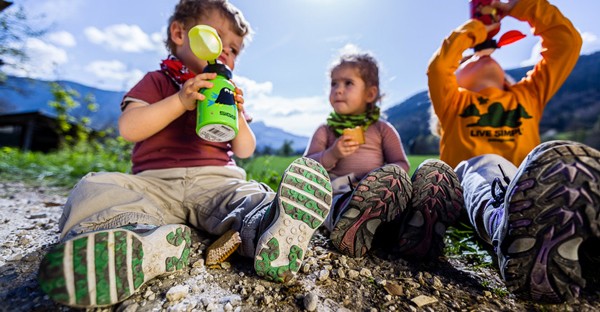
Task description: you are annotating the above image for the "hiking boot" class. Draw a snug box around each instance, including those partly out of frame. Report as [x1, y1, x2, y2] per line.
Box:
[38, 224, 192, 308]
[497, 141, 600, 303]
[330, 164, 412, 258]
[396, 159, 464, 259]
[254, 157, 332, 283]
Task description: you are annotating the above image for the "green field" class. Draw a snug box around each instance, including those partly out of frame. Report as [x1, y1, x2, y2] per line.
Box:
[0, 146, 438, 190]
[238, 154, 439, 191]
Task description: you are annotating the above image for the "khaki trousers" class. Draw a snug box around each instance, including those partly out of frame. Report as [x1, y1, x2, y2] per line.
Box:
[58, 165, 275, 257]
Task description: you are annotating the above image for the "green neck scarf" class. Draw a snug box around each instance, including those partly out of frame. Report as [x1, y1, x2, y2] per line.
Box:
[326, 106, 381, 136]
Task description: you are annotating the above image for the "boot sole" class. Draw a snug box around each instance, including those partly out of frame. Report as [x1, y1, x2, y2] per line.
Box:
[254, 157, 332, 282]
[500, 143, 600, 302]
[38, 224, 192, 308]
[330, 164, 411, 258]
[397, 159, 463, 258]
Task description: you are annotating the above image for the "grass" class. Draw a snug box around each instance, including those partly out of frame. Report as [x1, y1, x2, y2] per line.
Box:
[1, 146, 488, 266]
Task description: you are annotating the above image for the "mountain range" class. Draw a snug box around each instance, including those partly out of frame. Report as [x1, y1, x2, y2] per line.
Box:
[1, 51, 599, 154]
[0, 77, 309, 153]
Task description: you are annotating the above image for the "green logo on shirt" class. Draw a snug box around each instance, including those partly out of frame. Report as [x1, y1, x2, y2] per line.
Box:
[460, 97, 532, 142]
[460, 98, 532, 128]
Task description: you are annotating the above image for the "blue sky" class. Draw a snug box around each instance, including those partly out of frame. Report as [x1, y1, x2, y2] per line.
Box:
[5, 0, 600, 137]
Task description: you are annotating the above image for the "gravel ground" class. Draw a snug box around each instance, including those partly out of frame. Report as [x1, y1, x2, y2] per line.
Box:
[2, 181, 600, 312]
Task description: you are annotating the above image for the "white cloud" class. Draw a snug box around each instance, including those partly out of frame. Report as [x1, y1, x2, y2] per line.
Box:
[84, 24, 163, 53]
[519, 40, 542, 67]
[85, 60, 144, 91]
[581, 31, 600, 55]
[3, 38, 68, 80]
[521, 29, 600, 67]
[46, 31, 76, 47]
[235, 75, 329, 137]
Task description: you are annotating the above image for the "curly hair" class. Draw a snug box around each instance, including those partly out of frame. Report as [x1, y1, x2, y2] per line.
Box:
[165, 0, 252, 54]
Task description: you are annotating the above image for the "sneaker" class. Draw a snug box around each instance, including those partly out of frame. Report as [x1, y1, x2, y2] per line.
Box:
[330, 164, 412, 258]
[497, 141, 600, 303]
[254, 157, 332, 283]
[395, 159, 464, 259]
[38, 224, 192, 308]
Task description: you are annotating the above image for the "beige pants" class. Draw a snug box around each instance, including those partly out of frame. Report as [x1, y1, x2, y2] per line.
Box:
[58, 165, 275, 257]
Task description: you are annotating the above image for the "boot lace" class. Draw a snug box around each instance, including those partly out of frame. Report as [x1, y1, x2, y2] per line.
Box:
[490, 164, 511, 208]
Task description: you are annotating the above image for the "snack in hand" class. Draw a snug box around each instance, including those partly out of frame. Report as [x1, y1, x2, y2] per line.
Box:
[343, 126, 365, 144]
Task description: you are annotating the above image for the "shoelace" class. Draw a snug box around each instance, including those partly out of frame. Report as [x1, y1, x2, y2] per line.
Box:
[490, 164, 511, 208]
[347, 176, 355, 193]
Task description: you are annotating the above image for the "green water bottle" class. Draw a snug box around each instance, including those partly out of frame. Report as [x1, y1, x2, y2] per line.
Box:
[196, 63, 238, 142]
[189, 25, 238, 142]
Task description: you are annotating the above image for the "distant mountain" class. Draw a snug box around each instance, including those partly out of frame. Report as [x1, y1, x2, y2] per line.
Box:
[0, 76, 309, 153]
[248, 121, 308, 153]
[0, 76, 124, 129]
[385, 51, 600, 154]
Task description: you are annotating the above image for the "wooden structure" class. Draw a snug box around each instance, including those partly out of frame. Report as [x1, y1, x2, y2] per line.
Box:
[0, 111, 63, 152]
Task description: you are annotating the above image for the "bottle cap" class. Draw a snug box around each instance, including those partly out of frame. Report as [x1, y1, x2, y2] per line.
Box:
[189, 25, 222, 62]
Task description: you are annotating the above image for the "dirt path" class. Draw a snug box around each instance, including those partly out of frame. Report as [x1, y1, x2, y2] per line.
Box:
[1, 182, 598, 311]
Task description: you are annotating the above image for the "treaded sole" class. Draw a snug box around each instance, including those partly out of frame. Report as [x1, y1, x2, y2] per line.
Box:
[330, 164, 411, 258]
[38, 224, 191, 308]
[499, 143, 600, 303]
[254, 157, 332, 283]
[396, 159, 464, 259]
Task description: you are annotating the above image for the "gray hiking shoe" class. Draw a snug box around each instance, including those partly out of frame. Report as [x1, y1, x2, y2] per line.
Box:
[38, 224, 192, 308]
[330, 164, 412, 258]
[254, 157, 332, 283]
[395, 159, 464, 259]
[497, 141, 600, 302]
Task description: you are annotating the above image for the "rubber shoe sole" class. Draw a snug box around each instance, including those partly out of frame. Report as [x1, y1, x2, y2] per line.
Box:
[254, 157, 332, 283]
[498, 143, 600, 303]
[396, 159, 464, 259]
[38, 224, 192, 308]
[330, 164, 412, 258]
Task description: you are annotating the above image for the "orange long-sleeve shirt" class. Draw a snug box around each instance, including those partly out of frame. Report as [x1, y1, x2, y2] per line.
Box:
[428, 0, 581, 168]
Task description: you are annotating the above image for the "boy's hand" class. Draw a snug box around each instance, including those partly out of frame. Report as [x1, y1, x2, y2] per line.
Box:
[485, 23, 500, 35]
[330, 135, 360, 159]
[177, 72, 217, 110]
[232, 84, 252, 122]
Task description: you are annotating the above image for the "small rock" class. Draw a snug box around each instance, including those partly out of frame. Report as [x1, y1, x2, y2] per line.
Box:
[411, 295, 438, 307]
[347, 269, 360, 279]
[359, 268, 372, 278]
[432, 276, 443, 289]
[166, 284, 189, 302]
[318, 269, 330, 281]
[303, 293, 318, 311]
[384, 282, 403, 296]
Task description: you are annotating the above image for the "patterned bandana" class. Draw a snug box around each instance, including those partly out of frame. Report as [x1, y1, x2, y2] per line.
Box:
[326, 106, 381, 137]
[160, 55, 196, 88]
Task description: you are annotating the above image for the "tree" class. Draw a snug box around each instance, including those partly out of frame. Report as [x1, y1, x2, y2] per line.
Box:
[277, 140, 295, 156]
[0, 3, 46, 84]
[48, 82, 99, 146]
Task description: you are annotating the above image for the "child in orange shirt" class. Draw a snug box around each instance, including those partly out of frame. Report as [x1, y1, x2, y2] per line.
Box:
[428, 0, 600, 303]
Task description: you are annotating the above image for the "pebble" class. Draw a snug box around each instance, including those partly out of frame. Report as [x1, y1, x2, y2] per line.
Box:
[411, 295, 438, 307]
[166, 285, 189, 302]
[347, 269, 360, 279]
[318, 269, 330, 281]
[303, 293, 318, 311]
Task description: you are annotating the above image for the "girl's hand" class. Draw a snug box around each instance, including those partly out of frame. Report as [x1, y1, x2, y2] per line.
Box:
[330, 135, 360, 159]
[177, 72, 217, 110]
